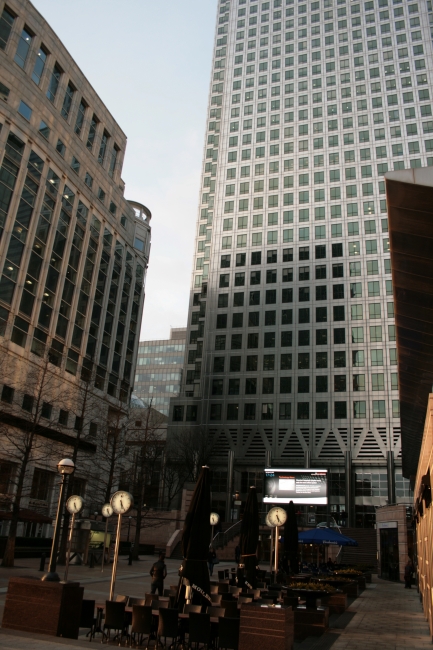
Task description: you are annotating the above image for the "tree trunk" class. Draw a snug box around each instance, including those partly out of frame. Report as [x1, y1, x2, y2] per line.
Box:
[1, 438, 33, 568]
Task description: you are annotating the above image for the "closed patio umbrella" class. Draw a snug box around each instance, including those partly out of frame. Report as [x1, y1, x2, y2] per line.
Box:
[284, 500, 299, 574]
[238, 486, 259, 589]
[179, 465, 212, 607]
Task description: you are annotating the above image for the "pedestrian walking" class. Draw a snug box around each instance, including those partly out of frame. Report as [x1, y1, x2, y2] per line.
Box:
[404, 557, 414, 589]
[208, 547, 217, 576]
[150, 552, 167, 595]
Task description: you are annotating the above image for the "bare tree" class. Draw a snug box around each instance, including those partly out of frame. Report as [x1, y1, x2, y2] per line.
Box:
[0, 344, 73, 567]
[123, 403, 166, 560]
[162, 426, 215, 510]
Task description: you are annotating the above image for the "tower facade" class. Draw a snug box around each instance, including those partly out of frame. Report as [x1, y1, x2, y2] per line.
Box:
[0, 0, 150, 535]
[169, 0, 429, 524]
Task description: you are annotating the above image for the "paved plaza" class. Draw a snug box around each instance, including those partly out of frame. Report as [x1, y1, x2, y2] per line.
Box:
[0, 562, 430, 649]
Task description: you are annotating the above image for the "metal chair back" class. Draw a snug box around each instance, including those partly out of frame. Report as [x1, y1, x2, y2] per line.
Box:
[128, 596, 145, 607]
[207, 606, 225, 617]
[115, 594, 128, 603]
[189, 612, 211, 646]
[183, 603, 201, 614]
[157, 608, 179, 646]
[218, 616, 240, 650]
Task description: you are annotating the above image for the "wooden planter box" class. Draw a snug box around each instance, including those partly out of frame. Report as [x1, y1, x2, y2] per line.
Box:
[294, 606, 329, 640]
[2, 577, 83, 639]
[239, 603, 294, 650]
[325, 592, 347, 614]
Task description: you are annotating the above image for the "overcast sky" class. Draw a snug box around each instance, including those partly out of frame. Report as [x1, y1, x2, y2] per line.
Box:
[32, 0, 217, 342]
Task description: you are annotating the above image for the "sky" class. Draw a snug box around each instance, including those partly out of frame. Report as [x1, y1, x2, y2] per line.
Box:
[32, 0, 217, 342]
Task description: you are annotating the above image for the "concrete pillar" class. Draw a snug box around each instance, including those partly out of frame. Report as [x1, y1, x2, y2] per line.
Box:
[265, 450, 271, 467]
[225, 450, 234, 523]
[304, 450, 311, 468]
[345, 451, 353, 527]
[387, 450, 396, 505]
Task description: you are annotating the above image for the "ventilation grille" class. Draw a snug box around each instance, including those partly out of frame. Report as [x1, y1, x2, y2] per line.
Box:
[245, 431, 266, 458]
[318, 430, 344, 458]
[281, 431, 304, 458]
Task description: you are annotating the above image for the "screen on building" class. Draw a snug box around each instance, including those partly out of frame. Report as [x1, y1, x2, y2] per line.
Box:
[263, 468, 328, 505]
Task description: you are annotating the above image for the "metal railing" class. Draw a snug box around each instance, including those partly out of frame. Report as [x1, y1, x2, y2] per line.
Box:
[212, 520, 242, 549]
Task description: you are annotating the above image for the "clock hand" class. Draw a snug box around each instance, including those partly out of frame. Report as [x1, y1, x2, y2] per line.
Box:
[276, 514, 280, 523]
[120, 499, 124, 509]
[74, 502, 77, 511]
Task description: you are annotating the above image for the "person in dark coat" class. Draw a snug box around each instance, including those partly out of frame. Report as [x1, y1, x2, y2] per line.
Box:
[208, 547, 217, 575]
[235, 544, 241, 564]
[404, 557, 414, 589]
[150, 552, 167, 595]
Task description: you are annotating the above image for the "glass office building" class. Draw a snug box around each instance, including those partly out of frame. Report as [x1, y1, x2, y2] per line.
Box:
[135, 328, 186, 416]
[169, 0, 427, 524]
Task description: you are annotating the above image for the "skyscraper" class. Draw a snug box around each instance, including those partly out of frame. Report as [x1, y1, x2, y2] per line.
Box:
[169, 0, 430, 526]
[0, 0, 150, 540]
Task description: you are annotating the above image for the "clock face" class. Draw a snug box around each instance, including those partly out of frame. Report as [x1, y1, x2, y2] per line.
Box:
[267, 507, 287, 528]
[66, 495, 84, 515]
[110, 491, 133, 515]
[102, 503, 113, 518]
[210, 512, 220, 525]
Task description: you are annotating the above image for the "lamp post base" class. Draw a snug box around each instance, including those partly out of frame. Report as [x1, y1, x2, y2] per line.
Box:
[41, 571, 60, 582]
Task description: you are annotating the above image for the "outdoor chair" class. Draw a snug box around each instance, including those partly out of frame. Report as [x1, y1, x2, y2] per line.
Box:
[130, 605, 153, 648]
[229, 586, 240, 596]
[258, 598, 274, 605]
[79, 599, 96, 641]
[210, 584, 219, 594]
[145, 593, 156, 606]
[184, 604, 201, 614]
[217, 617, 240, 650]
[115, 594, 128, 603]
[217, 584, 229, 595]
[256, 581, 266, 589]
[220, 601, 238, 618]
[102, 601, 128, 645]
[207, 606, 225, 618]
[210, 594, 222, 605]
[188, 612, 211, 649]
[156, 600, 169, 609]
[237, 596, 252, 605]
[217, 570, 226, 581]
[247, 589, 260, 600]
[157, 608, 180, 648]
[128, 597, 145, 607]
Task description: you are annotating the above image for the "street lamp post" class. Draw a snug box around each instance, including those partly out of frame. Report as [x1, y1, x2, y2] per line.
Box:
[42, 458, 75, 582]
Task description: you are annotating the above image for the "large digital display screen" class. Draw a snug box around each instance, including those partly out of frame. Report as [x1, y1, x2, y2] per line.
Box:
[263, 468, 328, 505]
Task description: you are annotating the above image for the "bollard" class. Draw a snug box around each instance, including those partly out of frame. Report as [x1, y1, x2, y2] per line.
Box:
[89, 552, 95, 569]
[39, 552, 46, 572]
[128, 550, 132, 566]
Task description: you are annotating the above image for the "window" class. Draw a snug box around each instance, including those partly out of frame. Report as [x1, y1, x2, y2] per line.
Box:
[14, 27, 32, 68]
[1, 385, 14, 404]
[32, 46, 47, 85]
[61, 83, 75, 121]
[373, 400, 386, 418]
[0, 8, 15, 51]
[18, 100, 32, 121]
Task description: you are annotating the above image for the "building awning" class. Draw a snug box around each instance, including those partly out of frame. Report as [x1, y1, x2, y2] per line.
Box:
[0, 508, 53, 524]
[386, 168, 433, 480]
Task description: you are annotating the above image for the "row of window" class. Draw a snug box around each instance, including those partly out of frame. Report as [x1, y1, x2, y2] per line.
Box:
[208, 339, 396, 363]
[232, 0, 417, 19]
[13, 96, 125, 224]
[0, 8, 121, 179]
[0, 383, 98, 435]
[173, 400, 399, 422]
[209, 373, 397, 394]
[210, 324, 396, 351]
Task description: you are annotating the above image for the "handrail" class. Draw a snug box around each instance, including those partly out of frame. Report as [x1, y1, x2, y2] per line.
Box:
[212, 520, 242, 549]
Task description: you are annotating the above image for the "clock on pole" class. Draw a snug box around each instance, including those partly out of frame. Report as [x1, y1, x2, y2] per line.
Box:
[109, 491, 134, 600]
[64, 495, 84, 582]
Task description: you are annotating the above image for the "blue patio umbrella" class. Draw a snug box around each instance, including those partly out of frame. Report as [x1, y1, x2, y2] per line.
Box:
[298, 527, 358, 546]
